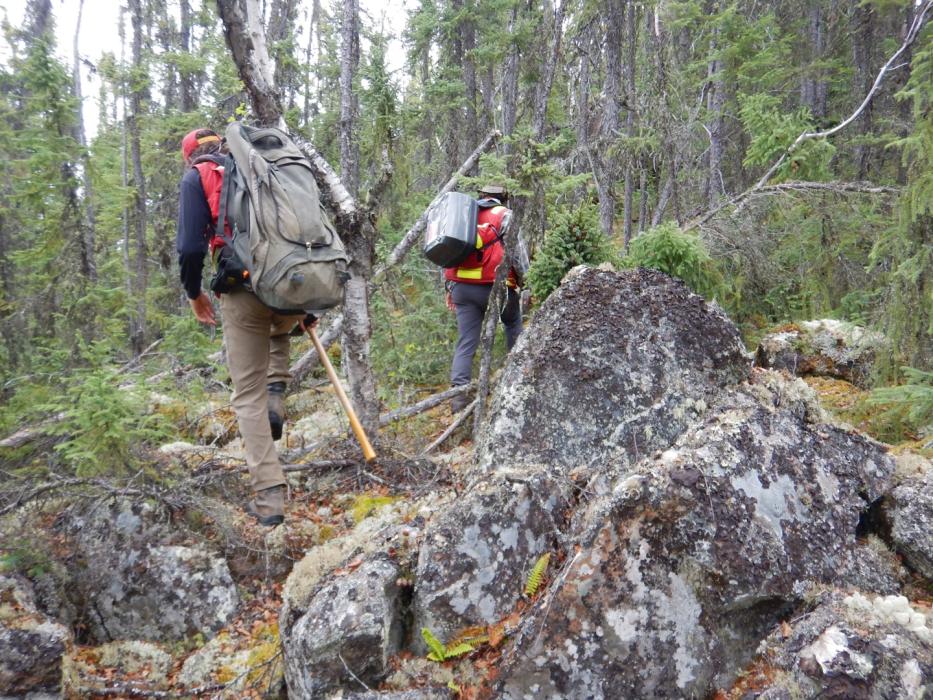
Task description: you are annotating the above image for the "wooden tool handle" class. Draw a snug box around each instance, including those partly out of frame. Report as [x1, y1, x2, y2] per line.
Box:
[305, 323, 377, 462]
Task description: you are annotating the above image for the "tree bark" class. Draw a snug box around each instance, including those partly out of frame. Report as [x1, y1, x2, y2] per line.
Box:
[851, 2, 876, 179]
[72, 0, 97, 283]
[621, 1, 638, 247]
[339, 0, 360, 197]
[127, 0, 149, 356]
[706, 24, 725, 210]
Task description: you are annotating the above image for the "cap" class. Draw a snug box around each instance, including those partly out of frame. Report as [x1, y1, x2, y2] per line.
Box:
[181, 128, 220, 160]
[478, 184, 507, 197]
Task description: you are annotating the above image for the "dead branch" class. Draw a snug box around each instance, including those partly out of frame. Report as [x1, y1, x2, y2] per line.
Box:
[378, 384, 473, 427]
[685, 1, 931, 232]
[0, 411, 67, 449]
[373, 130, 501, 285]
[694, 180, 901, 227]
[422, 399, 476, 457]
[281, 459, 357, 473]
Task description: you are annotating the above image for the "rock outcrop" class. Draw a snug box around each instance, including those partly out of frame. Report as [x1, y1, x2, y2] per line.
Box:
[475, 268, 750, 479]
[720, 589, 932, 699]
[885, 462, 933, 580]
[754, 319, 887, 388]
[494, 374, 895, 699]
[66, 499, 239, 643]
[0, 575, 71, 697]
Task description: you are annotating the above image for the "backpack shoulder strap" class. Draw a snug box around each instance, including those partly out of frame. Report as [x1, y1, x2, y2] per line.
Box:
[215, 154, 236, 244]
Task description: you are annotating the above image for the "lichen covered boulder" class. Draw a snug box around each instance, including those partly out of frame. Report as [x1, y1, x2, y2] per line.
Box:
[754, 319, 887, 388]
[475, 267, 750, 478]
[720, 590, 932, 699]
[885, 461, 933, 580]
[282, 554, 406, 697]
[496, 375, 895, 699]
[413, 469, 570, 649]
[65, 499, 239, 643]
[0, 575, 71, 696]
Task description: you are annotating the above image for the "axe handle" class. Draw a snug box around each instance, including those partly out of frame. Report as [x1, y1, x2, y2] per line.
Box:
[303, 322, 376, 462]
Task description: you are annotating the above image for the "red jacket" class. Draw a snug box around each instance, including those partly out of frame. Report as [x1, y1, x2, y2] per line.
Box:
[193, 157, 229, 255]
[445, 202, 516, 286]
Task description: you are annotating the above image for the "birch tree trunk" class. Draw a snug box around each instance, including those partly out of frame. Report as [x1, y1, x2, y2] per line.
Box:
[72, 0, 97, 283]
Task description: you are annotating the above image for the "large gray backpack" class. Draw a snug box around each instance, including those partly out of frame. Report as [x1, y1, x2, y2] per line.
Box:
[218, 122, 349, 314]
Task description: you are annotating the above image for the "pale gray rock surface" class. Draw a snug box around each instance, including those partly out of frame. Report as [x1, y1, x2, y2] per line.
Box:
[65, 499, 238, 643]
[412, 469, 571, 649]
[723, 589, 932, 699]
[754, 319, 887, 388]
[0, 575, 70, 696]
[495, 377, 896, 699]
[283, 555, 406, 698]
[885, 464, 933, 580]
[475, 267, 750, 479]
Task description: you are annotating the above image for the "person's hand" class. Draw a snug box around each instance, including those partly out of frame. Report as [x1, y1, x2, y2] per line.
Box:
[446, 291, 456, 312]
[189, 291, 216, 326]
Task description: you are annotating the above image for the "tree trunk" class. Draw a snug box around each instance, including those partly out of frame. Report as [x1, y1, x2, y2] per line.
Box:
[851, 2, 875, 179]
[622, 1, 638, 247]
[127, 0, 149, 356]
[72, 0, 97, 283]
[269, 0, 299, 109]
[501, 4, 520, 151]
[461, 0, 480, 172]
[801, 4, 827, 121]
[179, 0, 196, 111]
[706, 25, 725, 210]
[339, 0, 360, 197]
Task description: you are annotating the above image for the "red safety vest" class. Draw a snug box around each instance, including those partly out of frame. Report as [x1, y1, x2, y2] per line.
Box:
[445, 204, 516, 286]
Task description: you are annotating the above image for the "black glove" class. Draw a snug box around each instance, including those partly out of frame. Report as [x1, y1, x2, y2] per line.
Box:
[290, 313, 318, 336]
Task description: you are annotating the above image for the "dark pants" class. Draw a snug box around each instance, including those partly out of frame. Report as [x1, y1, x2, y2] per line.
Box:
[450, 282, 522, 387]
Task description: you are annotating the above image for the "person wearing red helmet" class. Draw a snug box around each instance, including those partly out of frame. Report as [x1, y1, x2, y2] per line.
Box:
[176, 127, 303, 526]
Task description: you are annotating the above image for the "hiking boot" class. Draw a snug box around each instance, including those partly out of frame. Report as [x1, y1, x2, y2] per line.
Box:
[246, 485, 285, 527]
[268, 382, 286, 441]
[450, 388, 471, 414]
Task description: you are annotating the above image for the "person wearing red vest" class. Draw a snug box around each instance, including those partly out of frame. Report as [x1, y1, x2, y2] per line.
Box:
[176, 128, 305, 526]
[445, 184, 525, 413]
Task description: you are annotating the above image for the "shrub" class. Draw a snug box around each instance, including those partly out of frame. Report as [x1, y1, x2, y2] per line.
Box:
[526, 203, 616, 301]
[623, 223, 723, 299]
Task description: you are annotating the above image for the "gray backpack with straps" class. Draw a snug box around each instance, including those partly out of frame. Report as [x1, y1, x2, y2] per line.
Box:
[218, 122, 350, 314]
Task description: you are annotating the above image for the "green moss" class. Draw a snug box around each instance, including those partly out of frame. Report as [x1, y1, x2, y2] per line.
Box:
[351, 494, 399, 524]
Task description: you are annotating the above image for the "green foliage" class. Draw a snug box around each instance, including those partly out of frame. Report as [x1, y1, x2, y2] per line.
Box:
[527, 203, 617, 301]
[38, 342, 174, 477]
[738, 93, 834, 181]
[866, 367, 933, 442]
[623, 224, 723, 299]
[421, 627, 475, 663]
[524, 552, 550, 597]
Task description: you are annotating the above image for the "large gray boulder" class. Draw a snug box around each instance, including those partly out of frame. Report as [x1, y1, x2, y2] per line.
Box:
[413, 469, 570, 649]
[475, 267, 750, 479]
[496, 375, 895, 699]
[754, 319, 888, 388]
[720, 589, 932, 699]
[66, 499, 238, 643]
[283, 555, 406, 698]
[0, 575, 70, 696]
[885, 461, 933, 580]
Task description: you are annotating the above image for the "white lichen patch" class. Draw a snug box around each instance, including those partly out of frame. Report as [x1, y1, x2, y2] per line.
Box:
[731, 471, 805, 540]
[844, 593, 932, 643]
[651, 573, 705, 689]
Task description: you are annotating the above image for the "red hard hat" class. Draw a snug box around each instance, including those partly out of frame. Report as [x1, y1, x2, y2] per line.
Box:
[181, 128, 220, 160]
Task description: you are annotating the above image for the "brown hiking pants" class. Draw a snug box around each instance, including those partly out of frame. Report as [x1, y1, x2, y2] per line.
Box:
[219, 288, 304, 492]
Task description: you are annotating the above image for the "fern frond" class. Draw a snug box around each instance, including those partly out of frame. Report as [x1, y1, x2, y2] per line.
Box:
[443, 642, 475, 659]
[524, 552, 551, 597]
[422, 627, 447, 662]
[448, 625, 489, 648]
